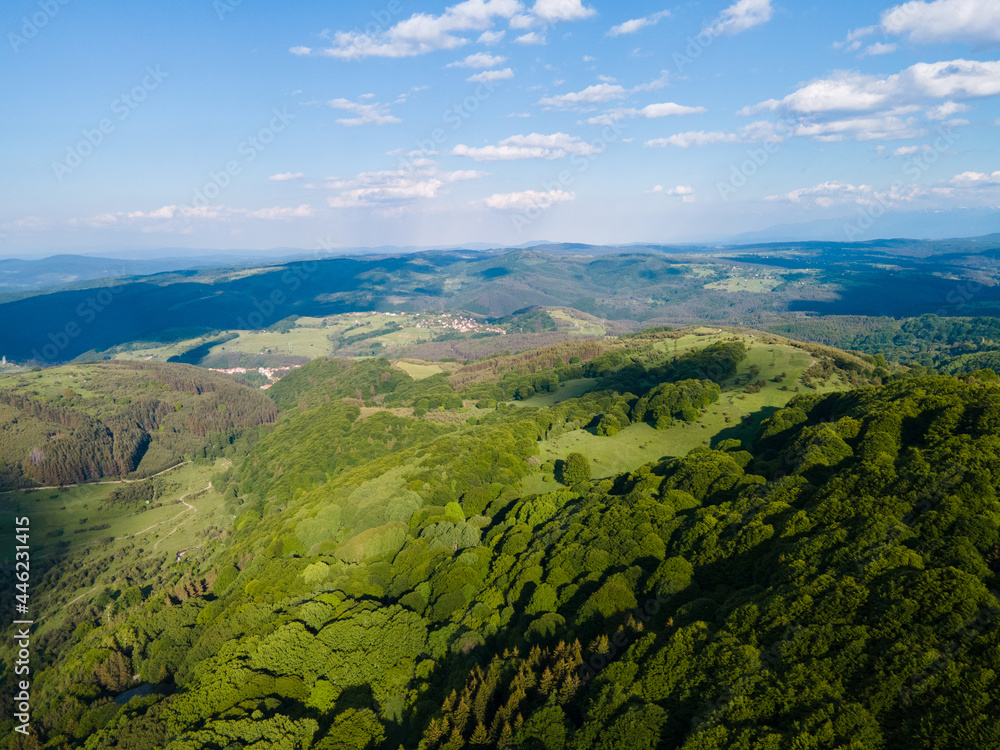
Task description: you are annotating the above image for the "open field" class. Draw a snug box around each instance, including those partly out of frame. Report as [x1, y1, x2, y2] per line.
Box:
[519, 330, 845, 493]
[705, 276, 783, 293]
[393, 359, 448, 380]
[1, 460, 230, 634]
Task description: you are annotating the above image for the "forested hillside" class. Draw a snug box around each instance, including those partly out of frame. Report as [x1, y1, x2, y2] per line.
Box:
[0, 361, 276, 489]
[5, 331, 997, 749]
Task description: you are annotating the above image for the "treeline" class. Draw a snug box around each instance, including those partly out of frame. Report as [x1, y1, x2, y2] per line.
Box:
[0, 362, 276, 489]
[768, 314, 1000, 371]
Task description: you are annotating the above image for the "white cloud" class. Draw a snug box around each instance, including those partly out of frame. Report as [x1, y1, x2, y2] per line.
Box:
[484, 188, 575, 211]
[325, 163, 486, 207]
[453, 132, 596, 160]
[293, 0, 525, 59]
[927, 101, 970, 120]
[587, 101, 705, 125]
[763, 171, 1000, 211]
[269, 172, 305, 182]
[766, 181, 873, 206]
[478, 29, 506, 44]
[704, 0, 773, 37]
[882, 0, 1000, 44]
[244, 205, 315, 219]
[639, 102, 705, 117]
[946, 170, 1000, 186]
[328, 97, 401, 126]
[447, 52, 506, 68]
[467, 68, 514, 82]
[531, 0, 595, 22]
[892, 145, 930, 155]
[632, 70, 671, 92]
[539, 83, 627, 107]
[515, 31, 547, 44]
[646, 131, 740, 148]
[665, 185, 696, 202]
[860, 42, 897, 57]
[608, 10, 670, 37]
[74, 204, 314, 228]
[792, 113, 925, 141]
[644, 119, 792, 147]
[646, 185, 664, 193]
[764, 180, 936, 207]
[743, 59, 1000, 141]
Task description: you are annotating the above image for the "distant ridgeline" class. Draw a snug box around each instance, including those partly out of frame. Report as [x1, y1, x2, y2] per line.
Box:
[0, 361, 276, 489]
[5, 237, 1000, 363]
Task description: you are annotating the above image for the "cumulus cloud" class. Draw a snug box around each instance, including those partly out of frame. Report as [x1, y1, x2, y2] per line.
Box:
[447, 52, 507, 68]
[292, 0, 525, 59]
[515, 31, 546, 44]
[484, 188, 575, 211]
[608, 10, 670, 37]
[539, 83, 627, 107]
[946, 170, 1000, 186]
[328, 97, 401, 126]
[762, 170, 1000, 213]
[530, 0, 595, 23]
[747, 60, 1000, 116]
[765, 181, 878, 206]
[892, 145, 931, 155]
[325, 163, 487, 207]
[452, 132, 596, 160]
[511, 0, 595, 28]
[467, 68, 514, 82]
[741, 59, 1000, 141]
[663, 185, 696, 202]
[291, 0, 598, 57]
[477, 29, 506, 44]
[882, 0, 1000, 44]
[539, 71, 671, 110]
[703, 0, 773, 37]
[586, 101, 705, 125]
[269, 172, 305, 181]
[644, 119, 795, 148]
[860, 42, 897, 57]
[646, 131, 741, 148]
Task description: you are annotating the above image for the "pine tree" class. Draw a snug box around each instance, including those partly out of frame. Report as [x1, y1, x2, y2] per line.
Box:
[469, 722, 488, 745]
[539, 666, 556, 695]
[498, 721, 513, 748]
[425, 718, 444, 745]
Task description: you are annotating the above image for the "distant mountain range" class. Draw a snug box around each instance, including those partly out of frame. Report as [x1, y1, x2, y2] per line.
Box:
[2, 232, 1000, 365]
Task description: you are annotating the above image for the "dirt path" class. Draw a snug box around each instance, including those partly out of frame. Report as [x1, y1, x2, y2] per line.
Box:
[133, 483, 208, 547]
[17, 461, 190, 492]
[65, 587, 97, 606]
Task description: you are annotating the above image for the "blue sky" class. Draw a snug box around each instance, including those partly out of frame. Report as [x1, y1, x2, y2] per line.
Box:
[1, 0, 999, 256]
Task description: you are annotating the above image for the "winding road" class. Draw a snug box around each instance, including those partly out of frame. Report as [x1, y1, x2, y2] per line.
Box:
[16, 461, 190, 492]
